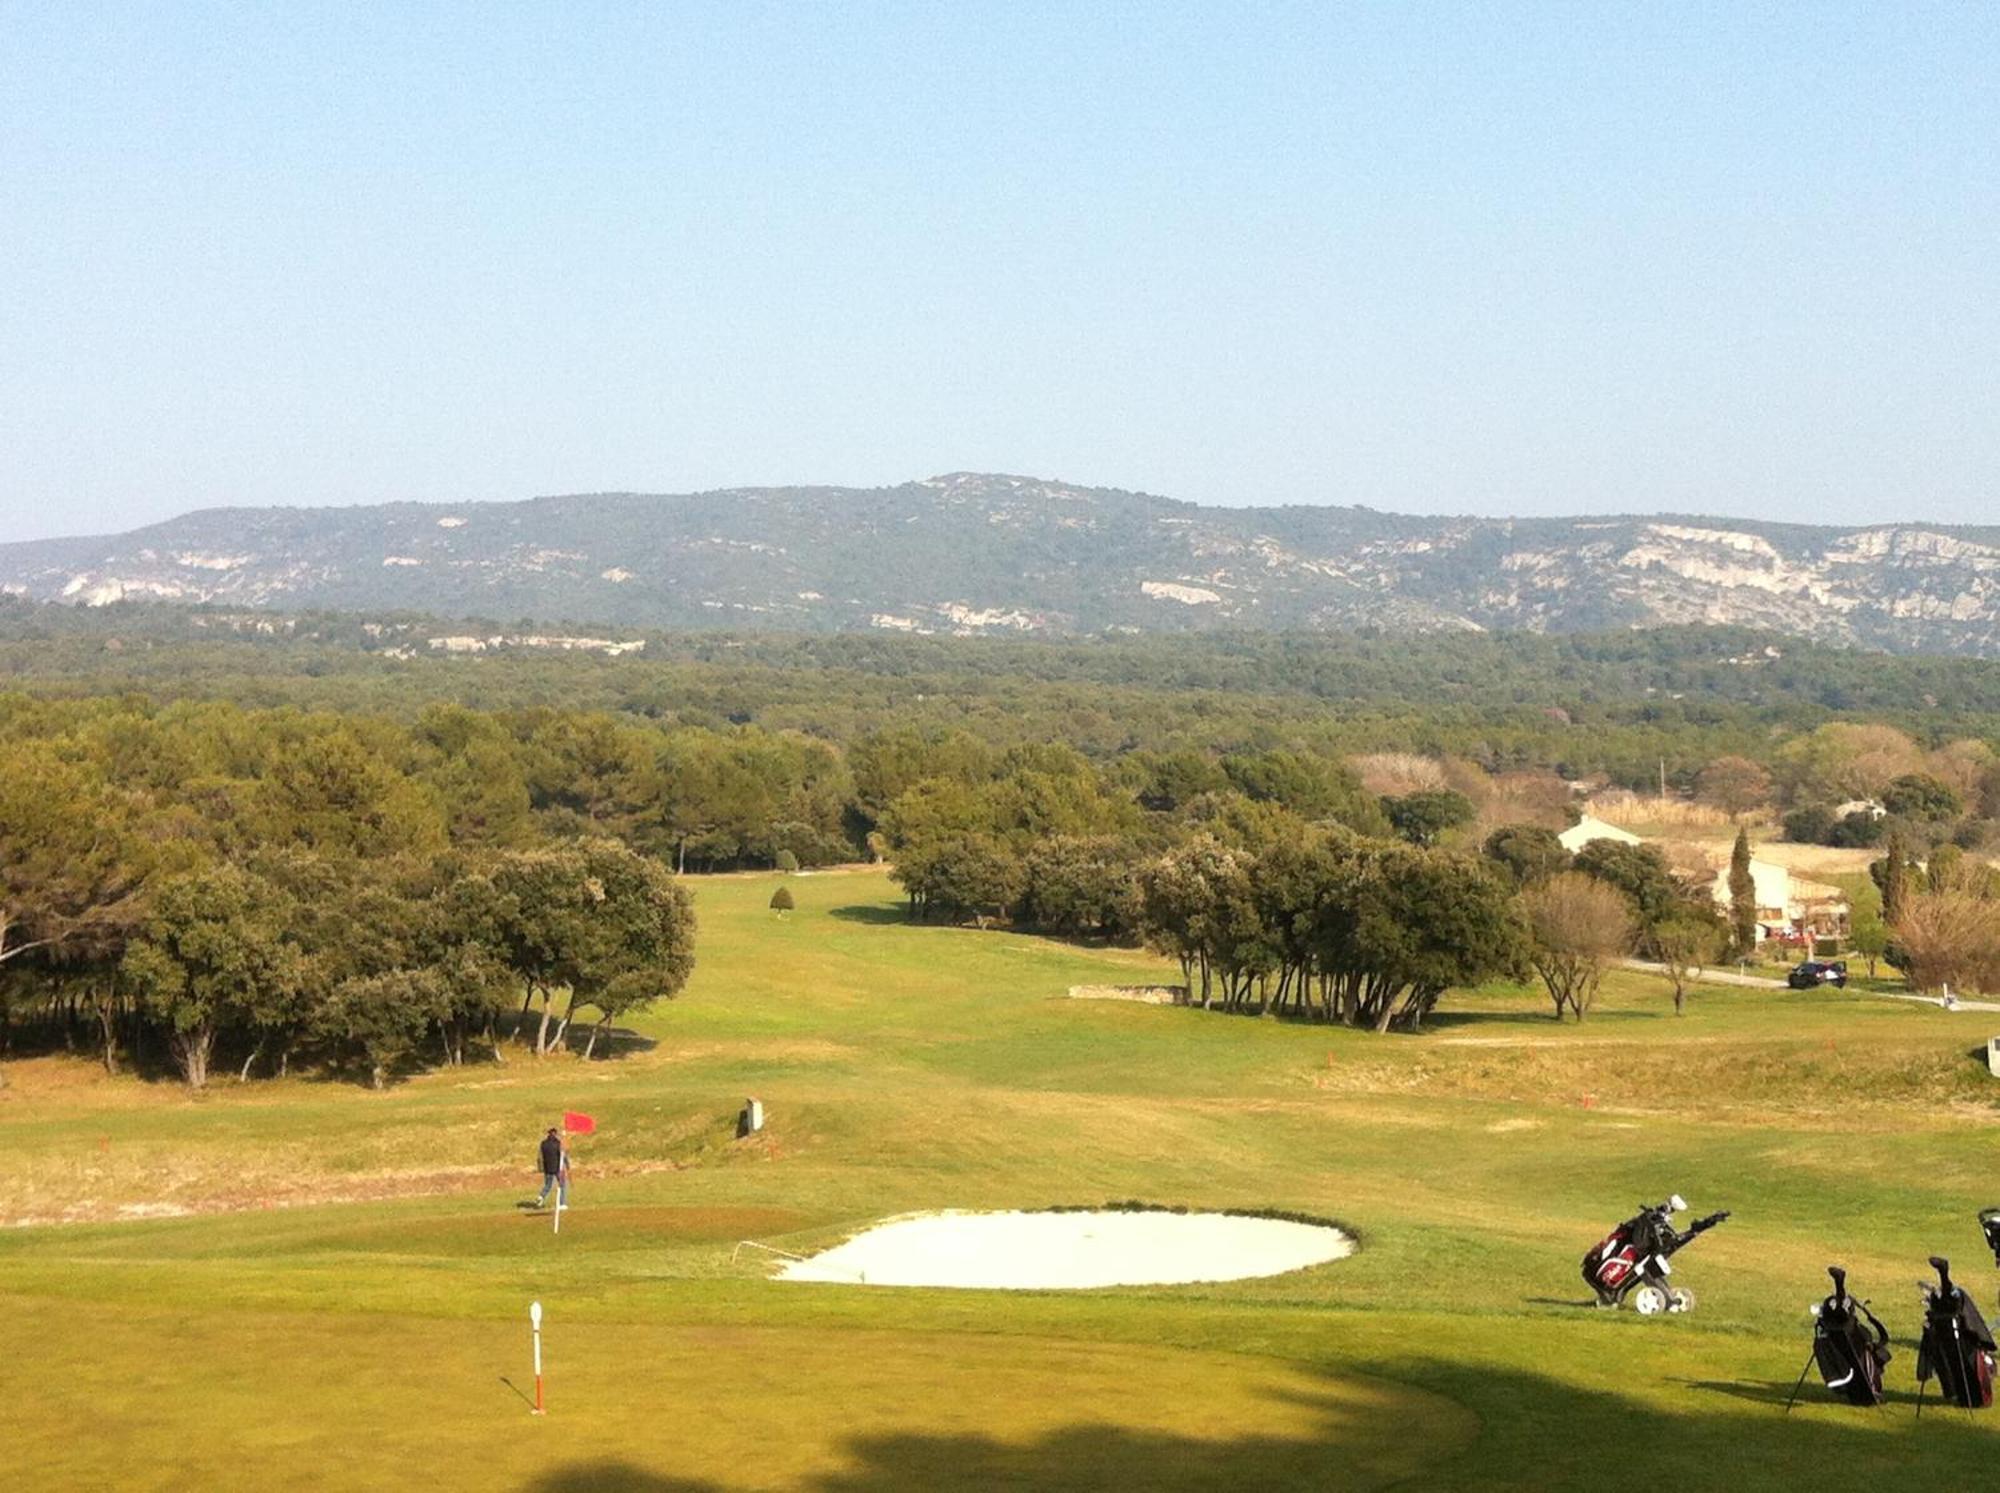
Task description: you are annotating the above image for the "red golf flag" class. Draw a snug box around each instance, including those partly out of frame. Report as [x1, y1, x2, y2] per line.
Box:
[562, 1111, 597, 1135]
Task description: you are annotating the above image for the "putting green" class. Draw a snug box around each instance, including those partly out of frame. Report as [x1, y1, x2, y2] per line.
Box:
[11, 1297, 1471, 1491]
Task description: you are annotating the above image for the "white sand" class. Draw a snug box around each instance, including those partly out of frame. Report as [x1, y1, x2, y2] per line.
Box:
[777, 1209, 1353, 1290]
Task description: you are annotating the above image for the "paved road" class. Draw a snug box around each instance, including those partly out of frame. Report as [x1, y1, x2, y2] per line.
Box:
[1620, 959, 2000, 1012]
[1868, 990, 2000, 1015]
[1620, 959, 1785, 990]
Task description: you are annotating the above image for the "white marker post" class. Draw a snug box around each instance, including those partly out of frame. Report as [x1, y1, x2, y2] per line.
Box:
[552, 1147, 571, 1236]
[530, 1300, 545, 1414]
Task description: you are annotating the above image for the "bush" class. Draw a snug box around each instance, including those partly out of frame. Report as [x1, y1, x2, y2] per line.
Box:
[1783, 804, 1837, 845]
[774, 849, 800, 873]
[769, 886, 795, 913]
[1827, 810, 1886, 848]
[1893, 890, 2000, 994]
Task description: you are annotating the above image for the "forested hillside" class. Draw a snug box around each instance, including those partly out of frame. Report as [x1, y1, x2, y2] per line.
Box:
[3, 602, 1998, 782]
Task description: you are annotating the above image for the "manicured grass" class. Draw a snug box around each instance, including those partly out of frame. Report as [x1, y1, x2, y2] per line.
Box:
[7, 867, 2000, 1488]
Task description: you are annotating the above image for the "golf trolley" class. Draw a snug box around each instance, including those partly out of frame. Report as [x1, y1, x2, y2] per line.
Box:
[1581, 1194, 1729, 1316]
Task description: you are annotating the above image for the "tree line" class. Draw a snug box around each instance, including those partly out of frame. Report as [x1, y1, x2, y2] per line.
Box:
[7, 602, 2000, 806]
[0, 699, 716, 1086]
[6, 661, 2000, 1078]
[882, 766, 1752, 1026]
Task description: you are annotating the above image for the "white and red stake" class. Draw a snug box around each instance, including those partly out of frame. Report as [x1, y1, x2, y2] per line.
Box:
[530, 1300, 545, 1414]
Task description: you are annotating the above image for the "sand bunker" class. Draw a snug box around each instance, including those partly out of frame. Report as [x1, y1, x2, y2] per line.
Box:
[777, 1209, 1353, 1289]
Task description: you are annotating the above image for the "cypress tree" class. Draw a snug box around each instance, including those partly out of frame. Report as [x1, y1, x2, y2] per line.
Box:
[1879, 842, 1908, 925]
[1728, 828, 1757, 957]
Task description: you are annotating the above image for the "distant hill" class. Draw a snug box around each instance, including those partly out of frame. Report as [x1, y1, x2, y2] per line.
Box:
[4, 472, 1998, 654]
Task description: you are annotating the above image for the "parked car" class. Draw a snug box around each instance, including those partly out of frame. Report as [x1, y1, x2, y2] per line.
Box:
[1788, 959, 1849, 990]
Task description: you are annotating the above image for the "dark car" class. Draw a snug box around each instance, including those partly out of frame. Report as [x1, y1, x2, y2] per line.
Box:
[1788, 959, 1849, 990]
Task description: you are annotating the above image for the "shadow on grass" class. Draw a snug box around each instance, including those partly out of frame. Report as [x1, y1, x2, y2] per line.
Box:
[524, 1465, 718, 1492]
[498, 1374, 536, 1410]
[820, 905, 1139, 951]
[1422, 1004, 1664, 1032]
[1681, 1375, 1931, 1412]
[824, 903, 912, 926]
[518, 1358, 1993, 1493]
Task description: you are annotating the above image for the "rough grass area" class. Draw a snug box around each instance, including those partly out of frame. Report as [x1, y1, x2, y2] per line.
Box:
[7, 867, 2000, 1489]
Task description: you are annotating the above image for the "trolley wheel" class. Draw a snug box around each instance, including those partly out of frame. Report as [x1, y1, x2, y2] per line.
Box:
[1632, 1285, 1669, 1316]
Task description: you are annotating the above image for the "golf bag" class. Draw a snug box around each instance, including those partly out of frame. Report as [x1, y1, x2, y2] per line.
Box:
[1980, 1208, 2000, 1269]
[1581, 1195, 1729, 1315]
[1916, 1256, 1996, 1412]
[1794, 1266, 1891, 1408]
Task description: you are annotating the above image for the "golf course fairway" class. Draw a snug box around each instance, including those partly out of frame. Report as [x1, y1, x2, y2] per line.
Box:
[7, 867, 1998, 1489]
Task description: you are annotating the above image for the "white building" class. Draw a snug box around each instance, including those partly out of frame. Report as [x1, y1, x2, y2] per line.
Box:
[1558, 815, 1642, 853]
[1564, 812, 1848, 943]
[1702, 855, 1848, 943]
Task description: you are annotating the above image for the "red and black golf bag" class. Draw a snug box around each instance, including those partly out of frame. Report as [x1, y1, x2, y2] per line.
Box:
[1916, 1256, 1996, 1413]
[1581, 1195, 1728, 1315]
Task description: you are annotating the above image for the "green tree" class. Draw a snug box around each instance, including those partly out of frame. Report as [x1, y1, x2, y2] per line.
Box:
[1330, 844, 1524, 1031]
[1382, 790, 1477, 848]
[847, 728, 994, 828]
[1017, 836, 1142, 939]
[1872, 842, 1911, 925]
[1222, 751, 1389, 835]
[322, 968, 447, 1089]
[1138, 836, 1274, 1009]
[490, 840, 697, 1056]
[426, 737, 536, 847]
[1783, 804, 1837, 845]
[417, 865, 515, 1068]
[903, 835, 1025, 928]
[1123, 749, 1230, 812]
[122, 865, 306, 1089]
[1573, 840, 1682, 933]
[1849, 905, 1889, 979]
[254, 727, 447, 859]
[1652, 912, 1723, 1015]
[0, 741, 151, 971]
[1881, 773, 1963, 824]
[1727, 828, 1757, 958]
[769, 886, 796, 914]
[1482, 824, 1571, 886]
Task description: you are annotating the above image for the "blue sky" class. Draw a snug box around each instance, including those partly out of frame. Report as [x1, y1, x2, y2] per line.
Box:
[2, 2, 1994, 539]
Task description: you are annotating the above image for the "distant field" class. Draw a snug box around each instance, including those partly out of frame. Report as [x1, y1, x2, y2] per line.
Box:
[7, 868, 2000, 1489]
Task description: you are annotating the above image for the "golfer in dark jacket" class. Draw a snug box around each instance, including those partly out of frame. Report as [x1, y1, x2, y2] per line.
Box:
[534, 1127, 569, 1209]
